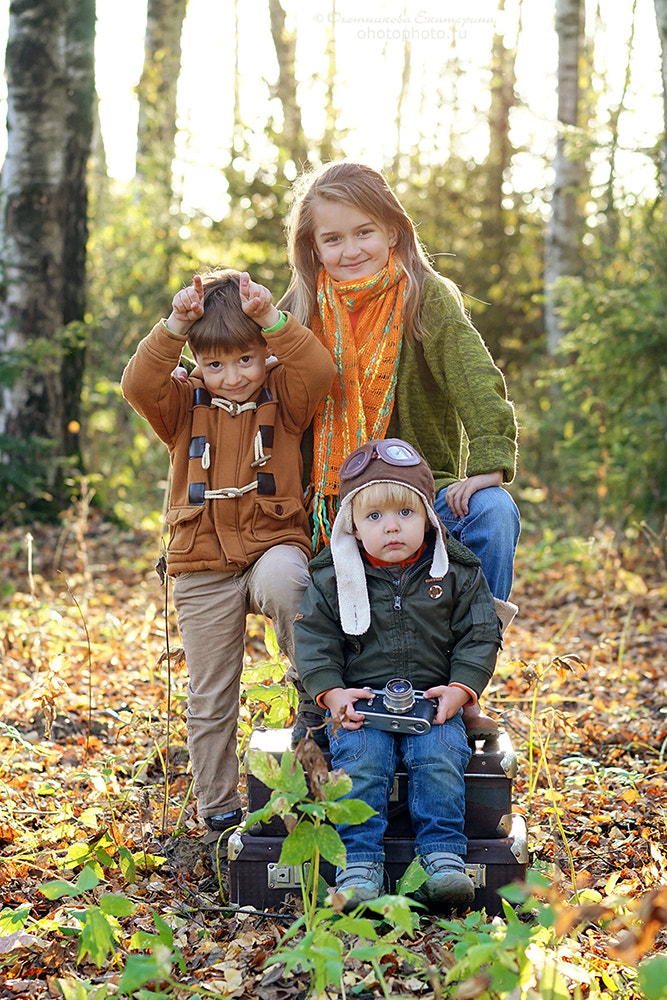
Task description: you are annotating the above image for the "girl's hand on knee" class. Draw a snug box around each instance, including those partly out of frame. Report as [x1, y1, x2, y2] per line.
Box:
[445, 472, 503, 517]
[322, 687, 373, 730]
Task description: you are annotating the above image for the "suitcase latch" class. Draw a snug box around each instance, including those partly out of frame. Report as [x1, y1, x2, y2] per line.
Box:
[267, 863, 305, 889]
[464, 863, 486, 888]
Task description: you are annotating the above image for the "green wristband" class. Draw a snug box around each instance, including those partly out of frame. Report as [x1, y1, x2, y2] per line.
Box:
[262, 312, 287, 333]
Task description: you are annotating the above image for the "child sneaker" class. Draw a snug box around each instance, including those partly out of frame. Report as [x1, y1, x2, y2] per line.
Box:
[335, 862, 384, 911]
[413, 852, 475, 908]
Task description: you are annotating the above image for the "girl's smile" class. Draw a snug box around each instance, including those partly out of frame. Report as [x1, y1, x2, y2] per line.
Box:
[312, 200, 396, 282]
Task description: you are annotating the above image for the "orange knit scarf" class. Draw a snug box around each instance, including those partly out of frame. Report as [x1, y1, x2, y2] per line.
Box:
[309, 252, 406, 549]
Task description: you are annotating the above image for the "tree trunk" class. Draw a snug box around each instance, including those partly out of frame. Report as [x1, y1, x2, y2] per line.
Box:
[135, 0, 188, 222]
[62, 0, 96, 461]
[544, 0, 585, 356]
[321, 0, 341, 162]
[267, 0, 308, 174]
[600, 0, 637, 247]
[484, 0, 520, 282]
[655, 0, 667, 219]
[488, 0, 517, 218]
[0, 0, 95, 505]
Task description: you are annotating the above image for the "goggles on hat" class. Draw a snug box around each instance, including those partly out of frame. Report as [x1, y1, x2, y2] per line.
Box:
[339, 438, 422, 482]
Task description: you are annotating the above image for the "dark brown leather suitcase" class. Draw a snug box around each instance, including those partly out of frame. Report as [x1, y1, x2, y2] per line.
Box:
[227, 814, 528, 916]
[244, 725, 518, 840]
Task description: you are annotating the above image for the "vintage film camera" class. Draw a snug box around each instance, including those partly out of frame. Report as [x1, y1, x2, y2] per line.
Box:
[354, 678, 437, 735]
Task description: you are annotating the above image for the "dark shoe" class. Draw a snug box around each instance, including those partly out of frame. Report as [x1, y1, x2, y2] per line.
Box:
[291, 710, 329, 750]
[462, 701, 500, 742]
[203, 808, 243, 869]
[413, 853, 475, 908]
[290, 675, 330, 749]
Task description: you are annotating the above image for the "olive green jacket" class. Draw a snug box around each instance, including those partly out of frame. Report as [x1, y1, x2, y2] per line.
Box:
[386, 278, 517, 493]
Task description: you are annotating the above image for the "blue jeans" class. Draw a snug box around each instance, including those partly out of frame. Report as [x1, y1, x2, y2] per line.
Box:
[327, 713, 472, 863]
[434, 485, 520, 601]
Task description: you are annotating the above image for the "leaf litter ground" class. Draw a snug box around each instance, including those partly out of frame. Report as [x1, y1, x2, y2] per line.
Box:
[1, 513, 666, 997]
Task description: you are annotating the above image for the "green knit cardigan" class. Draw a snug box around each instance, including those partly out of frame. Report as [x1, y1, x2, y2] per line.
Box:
[386, 276, 517, 494]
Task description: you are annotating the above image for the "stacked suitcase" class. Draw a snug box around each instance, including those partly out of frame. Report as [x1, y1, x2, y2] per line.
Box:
[228, 726, 528, 915]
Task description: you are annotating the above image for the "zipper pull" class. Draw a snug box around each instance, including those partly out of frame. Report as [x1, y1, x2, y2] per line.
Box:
[393, 594, 402, 611]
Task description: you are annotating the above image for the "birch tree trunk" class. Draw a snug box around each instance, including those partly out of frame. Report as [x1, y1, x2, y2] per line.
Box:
[544, 0, 585, 356]
[268, 0, 308, 173]
[0, 0, 95, 501]
[655, 0, 667, 218]
[485, 0, 520, 282]
[135, 0, 188, 221]
[62, 1, 96, 461]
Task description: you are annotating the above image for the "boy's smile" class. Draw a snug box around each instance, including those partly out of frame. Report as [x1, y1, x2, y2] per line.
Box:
[312, 200, 396, 283]
[193, 345, 271, 402]
[354, 500, 426, 563]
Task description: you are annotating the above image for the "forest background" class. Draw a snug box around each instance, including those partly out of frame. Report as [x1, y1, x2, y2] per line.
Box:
[1, 1, 667, 998]
[0, 0, 665, 536]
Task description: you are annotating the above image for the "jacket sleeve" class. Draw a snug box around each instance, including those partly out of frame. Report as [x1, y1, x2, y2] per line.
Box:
[421, 280, 517, 483]
[293, 575, 350, 701]
[263, 314, 336, 434]
[446, 564, 502, 698]
[120, 321, 194, 445]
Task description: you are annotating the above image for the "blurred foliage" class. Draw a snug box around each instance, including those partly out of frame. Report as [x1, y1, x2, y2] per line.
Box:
[389, 156, 546, 377]
[2, 136, 665, 539]
[516, 206, 667, 534]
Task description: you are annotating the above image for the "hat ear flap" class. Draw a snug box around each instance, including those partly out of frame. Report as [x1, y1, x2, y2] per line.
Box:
[330, 495, 372, 635]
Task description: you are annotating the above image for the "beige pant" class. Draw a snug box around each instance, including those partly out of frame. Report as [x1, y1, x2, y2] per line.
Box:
[173, 545, 309, 820]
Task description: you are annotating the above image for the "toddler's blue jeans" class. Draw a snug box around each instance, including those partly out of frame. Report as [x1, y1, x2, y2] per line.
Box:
[327, 712, 472, 863]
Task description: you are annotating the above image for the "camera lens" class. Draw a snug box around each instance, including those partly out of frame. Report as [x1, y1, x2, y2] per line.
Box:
[383, 678, 415, 714]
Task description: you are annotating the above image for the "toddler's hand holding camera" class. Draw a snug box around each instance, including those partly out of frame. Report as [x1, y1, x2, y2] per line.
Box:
[323, 684, 471, 730]
[322, 687, 375, 730]
[423, 684, 471, 725]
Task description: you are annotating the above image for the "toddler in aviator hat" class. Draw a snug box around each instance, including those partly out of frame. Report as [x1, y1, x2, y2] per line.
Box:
[293, 439, 515, 911]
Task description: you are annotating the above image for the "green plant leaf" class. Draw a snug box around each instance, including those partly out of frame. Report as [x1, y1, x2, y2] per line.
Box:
[151, 910, 178, 954]
[263, 624, 282, 660]
[129, 930, 160, 950]
[77, 908, 117, 968]
[0, 904, 31, 933]
[279, 752, 308, 796]
[298, 801, 327, 822]
[312, 823, 347, 867]
[280, 822, 316, 864]
[247, 748, 307, 796]
[55, 979, 110, 1000]
[396, 857, 429, 894]
[99, 894, 136, 917]
[321, 769, 353, 801]
[246, 748, 281, 786]
[93, 847, 115, 867]
[639, 955, 667, 1000]
[118, 846, 136, 884]
[77, 864, 102, 892]
[115, 952, 168, 995]
[366, 894, 419, 933]
[41, 879, 86, 900]
[325, 798, 376, 825]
